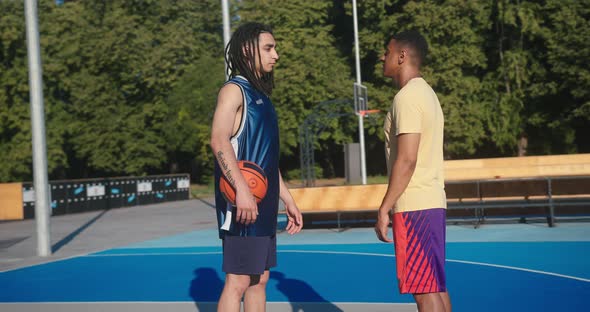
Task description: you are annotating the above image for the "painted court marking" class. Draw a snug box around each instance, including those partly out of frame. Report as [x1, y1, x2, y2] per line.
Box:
[2, 232, 589, 312]
[85, 249, 590, 283]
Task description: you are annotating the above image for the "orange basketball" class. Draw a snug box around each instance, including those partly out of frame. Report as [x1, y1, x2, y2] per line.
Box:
[220, 160, 268, 206]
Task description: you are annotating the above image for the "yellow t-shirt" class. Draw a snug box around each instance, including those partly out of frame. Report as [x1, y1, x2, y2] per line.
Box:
[383, 77, 446, 213]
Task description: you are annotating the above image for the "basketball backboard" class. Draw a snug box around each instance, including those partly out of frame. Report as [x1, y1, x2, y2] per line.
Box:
[353, 83, 368, 115]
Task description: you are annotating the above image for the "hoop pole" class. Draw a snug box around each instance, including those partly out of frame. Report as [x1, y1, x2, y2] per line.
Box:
[221, 0, 231, 80]
[352, 0, 367, 185]
[352, 0, 362, 84]
[25, 0, 51, 257]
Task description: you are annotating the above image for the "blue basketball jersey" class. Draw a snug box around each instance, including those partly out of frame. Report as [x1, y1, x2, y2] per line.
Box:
[214, 76, 280, 237]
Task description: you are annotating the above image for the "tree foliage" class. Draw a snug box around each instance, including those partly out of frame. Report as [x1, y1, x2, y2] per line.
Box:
[0, 0, 588, 182]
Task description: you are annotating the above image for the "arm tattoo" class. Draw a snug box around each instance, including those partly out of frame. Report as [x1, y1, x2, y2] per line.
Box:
[217, 151, 236, 187]
[217, 151, 229, 170]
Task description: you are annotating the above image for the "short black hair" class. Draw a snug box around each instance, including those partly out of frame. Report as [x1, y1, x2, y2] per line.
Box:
[225, 22, 275, 96]
[390, 30, 428, 66]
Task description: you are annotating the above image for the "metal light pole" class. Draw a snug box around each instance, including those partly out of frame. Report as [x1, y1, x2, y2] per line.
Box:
[352, 0, 367, 185]
[25, 0, 51, 257]
[221, 0, 231, 80]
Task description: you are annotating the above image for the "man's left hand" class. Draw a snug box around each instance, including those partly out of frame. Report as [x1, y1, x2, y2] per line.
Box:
[285, 202, 303, 235]
[375, 210, 393, 243]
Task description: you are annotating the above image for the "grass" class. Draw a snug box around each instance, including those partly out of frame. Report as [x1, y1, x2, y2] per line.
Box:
[366, 175, 389, 184]
[190, 175, 389, 198]
[190, 183, 214, 199]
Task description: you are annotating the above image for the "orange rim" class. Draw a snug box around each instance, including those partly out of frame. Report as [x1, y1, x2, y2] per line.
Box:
[358, 109, 381, 117]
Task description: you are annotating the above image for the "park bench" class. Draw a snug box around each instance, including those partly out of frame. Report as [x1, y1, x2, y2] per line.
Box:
[287, 184, 385, 229]
[288, 176, 590, 229]
[446, 176, 590, 228]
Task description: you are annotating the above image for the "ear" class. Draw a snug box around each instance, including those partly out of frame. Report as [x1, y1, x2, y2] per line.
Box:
[398, 50, 407, 65]
[242, 42, 256, 59]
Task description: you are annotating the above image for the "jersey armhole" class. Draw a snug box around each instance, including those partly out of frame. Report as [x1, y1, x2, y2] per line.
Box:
[225, 81, 247, 140]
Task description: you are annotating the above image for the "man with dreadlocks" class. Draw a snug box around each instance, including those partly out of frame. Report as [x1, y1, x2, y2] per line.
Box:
[210, 22, 303, 311]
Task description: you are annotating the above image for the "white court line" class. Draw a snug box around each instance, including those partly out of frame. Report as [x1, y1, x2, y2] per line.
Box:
[85, 249, 590, 283]
[448, 259, 590, 283]
[0, 254, 92, 274]
[0, 301, 417, 312]
[0, 301, 413, 304]
[87, 251, 222, 257]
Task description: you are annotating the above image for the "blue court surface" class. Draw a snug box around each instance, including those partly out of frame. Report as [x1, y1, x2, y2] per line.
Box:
[1, 222, 589, 311]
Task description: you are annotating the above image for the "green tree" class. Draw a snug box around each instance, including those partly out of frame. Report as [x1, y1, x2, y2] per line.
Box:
[359, 0, 490, 158]
[527, 0, 590, 154]
[0, 0, 70, 182]
[2, 0, 588, 184]
[237, 0, 355, 177]
[480, 0, 545, 155]
[164, 55, 224, 183]
[0, 0, 31, 182]
[41, 0, 222, 178]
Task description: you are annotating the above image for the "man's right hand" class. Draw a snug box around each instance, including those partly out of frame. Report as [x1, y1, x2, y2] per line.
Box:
[235, 189, 258, 225]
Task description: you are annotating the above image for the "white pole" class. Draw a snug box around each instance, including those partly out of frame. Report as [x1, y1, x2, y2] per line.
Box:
[352, 0, 362, 84]
[221, 0, 231, 80]
[352, 0, 367, 185]
[25, 0, 51, 257]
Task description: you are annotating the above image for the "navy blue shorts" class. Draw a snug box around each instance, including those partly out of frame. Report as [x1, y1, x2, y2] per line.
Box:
[222, 235, 277, 275]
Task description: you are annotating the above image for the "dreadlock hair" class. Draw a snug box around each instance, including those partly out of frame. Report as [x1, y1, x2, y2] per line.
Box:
[390, 30, 428, 67]
[225, 22, 275, 96]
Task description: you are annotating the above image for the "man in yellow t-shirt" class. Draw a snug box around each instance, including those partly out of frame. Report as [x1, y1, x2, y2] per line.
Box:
[375, 30, 451, 312]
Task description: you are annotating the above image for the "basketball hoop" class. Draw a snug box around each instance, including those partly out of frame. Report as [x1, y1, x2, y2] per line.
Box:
[358, 109, 381, 117]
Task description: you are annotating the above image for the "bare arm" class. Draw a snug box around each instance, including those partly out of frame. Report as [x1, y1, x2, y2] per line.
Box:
[210, 83, 258, 225]
[375, 133, 420, 242]
[279, 171, 303, 234]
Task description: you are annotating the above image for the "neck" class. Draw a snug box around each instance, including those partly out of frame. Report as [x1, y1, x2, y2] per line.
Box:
[395, 67, 421, 89]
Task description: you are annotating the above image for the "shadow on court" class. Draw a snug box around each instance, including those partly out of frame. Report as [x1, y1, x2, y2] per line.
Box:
[52, 209, 110, 253]
[188, 268, 343, 312]
[271, 271, 343, 312]
[190, 267, 224, 311]
[196, 197, 216, 209]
